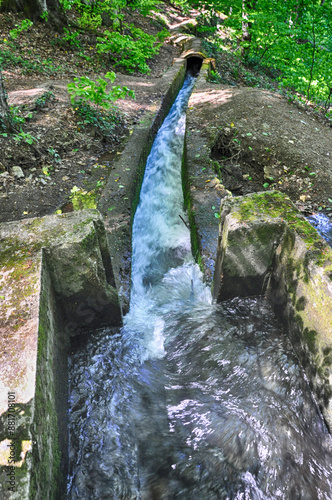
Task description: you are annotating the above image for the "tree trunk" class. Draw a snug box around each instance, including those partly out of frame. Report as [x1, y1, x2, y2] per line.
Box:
[0, 72, 13, 133]
[242, 0, 252, 58]
[0, 0, 66, 26]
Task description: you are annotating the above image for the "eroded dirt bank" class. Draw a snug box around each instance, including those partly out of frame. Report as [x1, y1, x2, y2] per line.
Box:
[187, 78, 332, 216]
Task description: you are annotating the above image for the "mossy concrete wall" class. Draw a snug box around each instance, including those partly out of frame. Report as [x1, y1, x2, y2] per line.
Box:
[0, 210, 121, 499]
[183, 61, 229, 284]
[213, 191, 332, 429]
[98, 58, 187, 313]
[213, 192, 287, 300]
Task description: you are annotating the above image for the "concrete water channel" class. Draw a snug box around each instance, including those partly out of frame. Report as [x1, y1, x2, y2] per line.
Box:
[1, 39, 332, 498]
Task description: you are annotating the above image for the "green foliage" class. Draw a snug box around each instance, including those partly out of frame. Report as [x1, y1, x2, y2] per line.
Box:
[57, 0, 167, 74]
[74, 103, 121, 136]
[205, 0, 332, 108]
[9, 19, 33, 40]
[67, 72, 135, 108]
[67, 72, 134, 137]
[40, 11, 49, 23]
[34, 91, 55, 109]
[196, 9, 220, 36]
[78, 11, 102, 30]
[47, 147, 61, 164]
[131, 0, 160, 17]
[0, 47, 64, 75]
[62, 28, 82, 49]
[9, 106, 32, 126]
[12, 131, 37, 145]
[96, 25, 166, 74]
[208, 69, 222, 83]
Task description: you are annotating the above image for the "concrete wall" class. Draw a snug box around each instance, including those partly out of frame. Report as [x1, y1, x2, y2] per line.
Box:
[0, 210, 121, 499]
[212, 192, 332, 429]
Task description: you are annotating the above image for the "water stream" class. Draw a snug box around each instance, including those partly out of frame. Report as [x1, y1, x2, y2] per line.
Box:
[67, 75, 332, 499]
[307, 213, 332, 248]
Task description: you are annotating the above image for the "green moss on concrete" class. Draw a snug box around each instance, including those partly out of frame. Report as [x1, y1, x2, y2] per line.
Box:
[80, 228, 97, 251]
[0, 237, 40, 332]
[29, 267, 64, 500]
[130, 135, 155, 223]
[1, 210, 109, 498]
[303, 327, 319, 354]
[231, 191, 330, 266]
[182, 135, 203, 270]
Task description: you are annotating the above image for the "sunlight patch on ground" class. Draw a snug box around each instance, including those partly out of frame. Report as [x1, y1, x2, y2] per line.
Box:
[189, 89, 232, 107]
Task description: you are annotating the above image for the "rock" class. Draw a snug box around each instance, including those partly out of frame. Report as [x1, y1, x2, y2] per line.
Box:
[263, 165, 278, 180]
[11, 166, 24, 178]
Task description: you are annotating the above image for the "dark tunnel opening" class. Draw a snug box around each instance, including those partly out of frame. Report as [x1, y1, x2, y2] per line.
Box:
[186, 56, 203, 77]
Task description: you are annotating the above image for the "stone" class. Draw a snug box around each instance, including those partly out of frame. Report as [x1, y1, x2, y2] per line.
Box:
[10, 166, 24, 178]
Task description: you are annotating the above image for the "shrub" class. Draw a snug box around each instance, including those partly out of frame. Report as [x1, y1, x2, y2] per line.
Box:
[96, 25, 167, 74]
[67, 72, 135, 108]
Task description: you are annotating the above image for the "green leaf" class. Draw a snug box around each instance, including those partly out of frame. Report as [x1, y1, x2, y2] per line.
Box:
[214, 212, 221, 219]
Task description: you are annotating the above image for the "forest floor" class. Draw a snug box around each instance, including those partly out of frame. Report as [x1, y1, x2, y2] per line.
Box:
[0, 5, 332, 223]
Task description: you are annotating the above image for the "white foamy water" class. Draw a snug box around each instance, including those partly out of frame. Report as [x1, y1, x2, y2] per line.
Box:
[124, 74, 212, 361]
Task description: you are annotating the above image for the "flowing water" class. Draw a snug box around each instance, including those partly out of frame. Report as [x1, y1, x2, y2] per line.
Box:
[67, 75, 332, 499]
[307, 213, 332, 248]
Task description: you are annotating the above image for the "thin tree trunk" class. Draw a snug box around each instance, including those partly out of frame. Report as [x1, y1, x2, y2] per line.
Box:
[0, 71, 41, 157]
[0, 72, 13, 133]
[242, 0, 252, 58]
[306, 2, 316, 104]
